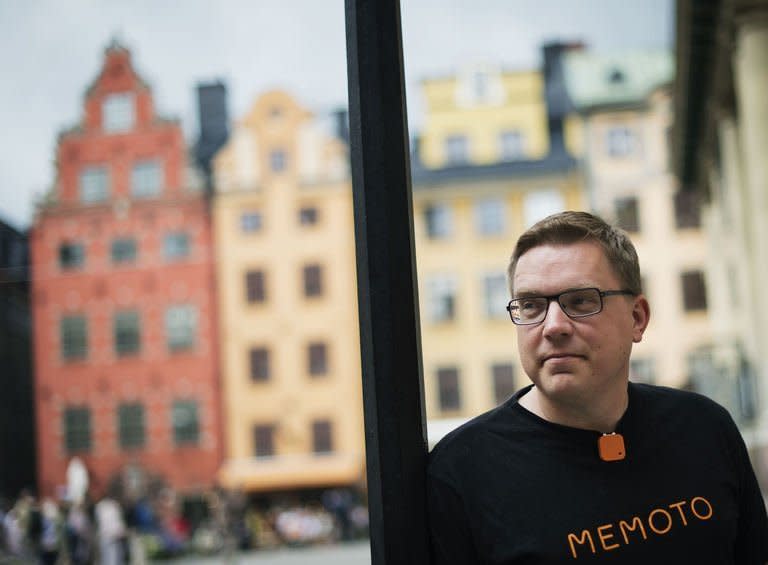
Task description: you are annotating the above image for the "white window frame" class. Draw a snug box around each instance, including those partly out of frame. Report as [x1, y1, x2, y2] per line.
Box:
[270, 149, 287, 172]
[428, 275, 457, 323]
[523, 189, 564, 228]
[474, 199, 505, 236]
[163, 232, 190, 261]
[606, 126, 636, 158]
[499, 130, 525, 160]
[131, 160, 163, 198]
[444, 135, 469, 165]
[425, 203, 453, 239]
[165, 305, 197, 351]
[482, 272, 509, 319]
[79, 166, 110, 203]
[240, 211, 263, 233]
[103, 92, 135, 133]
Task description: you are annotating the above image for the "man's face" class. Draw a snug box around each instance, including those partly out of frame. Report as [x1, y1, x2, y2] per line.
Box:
[512, 241, 649, 408]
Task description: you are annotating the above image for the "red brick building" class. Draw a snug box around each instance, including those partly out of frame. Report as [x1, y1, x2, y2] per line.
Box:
[30, 42, 222, 498]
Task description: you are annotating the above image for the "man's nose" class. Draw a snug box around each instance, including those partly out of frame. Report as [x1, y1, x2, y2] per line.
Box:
[541, 298, 573, 335]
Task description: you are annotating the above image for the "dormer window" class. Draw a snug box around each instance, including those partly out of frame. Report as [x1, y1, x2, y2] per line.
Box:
[608, 68, 625, 84]
[270, 149, 287, 172]
[472, 71, 490, 101]
[103, 93, 135, 133]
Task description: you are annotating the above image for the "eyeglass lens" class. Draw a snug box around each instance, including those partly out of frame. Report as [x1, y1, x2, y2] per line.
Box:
[510, 288, 602, 324]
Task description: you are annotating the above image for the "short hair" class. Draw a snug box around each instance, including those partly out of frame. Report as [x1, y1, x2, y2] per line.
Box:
[508, 211, 642, 295]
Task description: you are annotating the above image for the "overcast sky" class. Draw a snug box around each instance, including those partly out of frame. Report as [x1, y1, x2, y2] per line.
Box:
[0, 0, 673, 230]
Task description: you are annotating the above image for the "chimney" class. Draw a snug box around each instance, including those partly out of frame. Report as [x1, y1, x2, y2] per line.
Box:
[542, 41, 584, 156]
[195, 81, 230, 193]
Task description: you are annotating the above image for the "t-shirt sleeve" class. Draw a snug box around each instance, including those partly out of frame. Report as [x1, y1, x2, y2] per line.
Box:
[427, 472, 479, 565]
[726, 416, 768, 563]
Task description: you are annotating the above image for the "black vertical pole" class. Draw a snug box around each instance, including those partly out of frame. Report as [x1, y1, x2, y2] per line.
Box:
[344, 1, 430, 564]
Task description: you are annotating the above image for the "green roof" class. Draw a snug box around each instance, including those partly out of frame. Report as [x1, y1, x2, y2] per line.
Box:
[563, 50, 673, 110]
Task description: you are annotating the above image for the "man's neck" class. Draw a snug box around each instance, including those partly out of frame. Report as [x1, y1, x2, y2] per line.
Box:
[518, 385, 629, 433]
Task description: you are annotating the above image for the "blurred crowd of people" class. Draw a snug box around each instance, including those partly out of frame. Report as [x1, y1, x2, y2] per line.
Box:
[0, 486, 368, 563]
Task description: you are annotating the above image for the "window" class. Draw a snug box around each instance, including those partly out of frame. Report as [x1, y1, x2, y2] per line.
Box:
[61, 315, 87, 361]
[608, 68, 626, 83]
[165, 305, 197, 351]
[428, 275, 457, 322]
[245, 270, 266, 303]
[163, 232, 190, 260]
[312, 420, 333, 454]
[445, 135, 468, 165]
[492, 363, 516, 404]
[118, 403, 145, 449]
[79, 166, 110, 203]
[308, 342, 328, 376]
[499, 130, 525, 160]
[172, 400, 199, 446]
[249, 347, 270, 381]
[727, 264, 739, 309]
[59, 242, 85, 270]
[681, 270, 708, 312]
[114, 311, 140, 356]
[299, 206, 319, 226]
[240, 211, 263, 233]
[606, 126, 636, 157]
[270, 149, 287, 172]
[523, 189, 564, 228]
[474, 199, 505, 236]
[253, 424, 275, 457]
[303, 264, 323, 297]
[483, 273, 509, 319]
[424, 203, 453, 239]
[64, 407, 91, 453]
[630, 358, 655, 384]
[471, 70, 490, 101]
[615, 197, 640, 232]
[131, 160, 163, 198]
[103, 92, 135, 132]
[437, 367, 461, 412]
[674, 190, 701, 229]
[111, 238, 137, 264]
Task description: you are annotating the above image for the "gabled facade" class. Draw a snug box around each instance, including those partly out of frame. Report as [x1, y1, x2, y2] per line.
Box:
[212, 91, 364, 492]
[30, 42, 222, 497]
[412, 44, 586, 443]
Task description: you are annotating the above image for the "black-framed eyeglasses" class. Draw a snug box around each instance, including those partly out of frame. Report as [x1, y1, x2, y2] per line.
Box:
[506, 287, 635, 326]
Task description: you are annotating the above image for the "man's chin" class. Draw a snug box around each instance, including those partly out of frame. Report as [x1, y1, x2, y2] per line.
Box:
[537, 372, 584, 396]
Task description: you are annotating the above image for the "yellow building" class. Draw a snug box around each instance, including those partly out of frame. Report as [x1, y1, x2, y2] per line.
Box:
[411, 46, 586, 444]
[211, 91, 365, 493]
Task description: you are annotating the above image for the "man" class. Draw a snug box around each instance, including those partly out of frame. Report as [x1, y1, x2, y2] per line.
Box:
[427, 211, 768, 564]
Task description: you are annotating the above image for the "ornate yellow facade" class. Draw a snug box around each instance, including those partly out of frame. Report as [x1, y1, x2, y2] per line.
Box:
[211, 91, 364, 491]
[419, 68, 550, 167]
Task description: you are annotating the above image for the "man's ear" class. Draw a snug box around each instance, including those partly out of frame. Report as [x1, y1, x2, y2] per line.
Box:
[632, 295, 650, 343]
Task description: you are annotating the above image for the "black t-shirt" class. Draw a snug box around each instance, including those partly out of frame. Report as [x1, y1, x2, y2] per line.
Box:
[427, 383, 768, 564]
